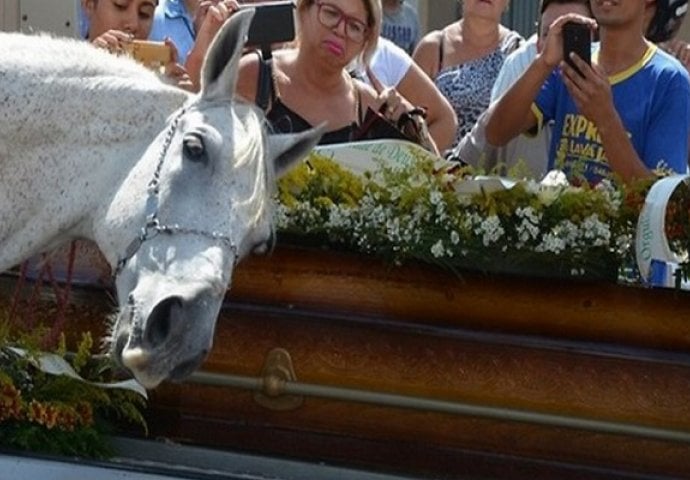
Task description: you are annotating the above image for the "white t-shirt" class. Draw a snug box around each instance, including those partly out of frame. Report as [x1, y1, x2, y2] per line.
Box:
[453, 34, 549, 178]
[492, 35, 550, 178]
[365, 37, 413, 88]
[491, 36, 538, 102]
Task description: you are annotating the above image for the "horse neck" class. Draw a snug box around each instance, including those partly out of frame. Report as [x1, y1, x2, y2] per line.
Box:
[1, 33, 192, 173]
[0, 76, 190, 198]
[0, 39, 191, 269]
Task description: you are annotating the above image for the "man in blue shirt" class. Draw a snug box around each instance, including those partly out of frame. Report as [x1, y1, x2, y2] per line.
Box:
[485, 0, 690, 185]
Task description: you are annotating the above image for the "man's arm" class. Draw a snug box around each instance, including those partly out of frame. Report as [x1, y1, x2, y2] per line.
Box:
[484, 55, 552, 147]
[485, 14, 595, 147]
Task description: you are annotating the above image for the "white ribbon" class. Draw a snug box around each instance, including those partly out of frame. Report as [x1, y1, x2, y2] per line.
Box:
[635, 175, 689, 287]
[7, 347, 147, 398]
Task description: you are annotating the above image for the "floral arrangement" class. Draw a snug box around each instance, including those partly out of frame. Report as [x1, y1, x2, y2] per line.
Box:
[276, 151, 690, 285]
[0, 318, 147, 459]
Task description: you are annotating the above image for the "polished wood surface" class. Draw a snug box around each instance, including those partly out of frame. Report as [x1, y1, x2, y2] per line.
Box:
[3, 242, 690, 478]
[231, 246, 690, 352]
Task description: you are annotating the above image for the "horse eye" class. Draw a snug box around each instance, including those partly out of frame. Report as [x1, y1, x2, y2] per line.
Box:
[182, 133, 207, 162]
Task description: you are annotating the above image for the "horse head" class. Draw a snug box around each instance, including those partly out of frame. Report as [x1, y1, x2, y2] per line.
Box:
[101, 11, 322, 388]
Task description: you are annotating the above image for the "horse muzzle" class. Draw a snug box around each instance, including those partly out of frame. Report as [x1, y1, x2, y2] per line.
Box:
[112, 292, 219, 389]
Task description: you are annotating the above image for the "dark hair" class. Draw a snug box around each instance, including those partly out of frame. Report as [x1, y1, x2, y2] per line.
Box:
[647, 0, 688, 43]
[537, 0, 592, 34]
[539, 0, 591, 16]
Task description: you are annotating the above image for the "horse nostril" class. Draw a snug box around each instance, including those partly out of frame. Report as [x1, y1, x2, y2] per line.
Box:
[146, 296, 183, 348]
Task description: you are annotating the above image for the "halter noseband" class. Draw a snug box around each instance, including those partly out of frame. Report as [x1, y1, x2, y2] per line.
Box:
[114, 107, 238, 278]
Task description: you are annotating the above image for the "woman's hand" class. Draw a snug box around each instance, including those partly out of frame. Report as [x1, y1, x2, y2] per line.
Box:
[377, 87, 414, 123]
[377, 87, 439, 156]
[91, 29, 134, 53]
[186, 0, 240, 91]
[194, 0, 240, 47]
[163, 39, 194, 92]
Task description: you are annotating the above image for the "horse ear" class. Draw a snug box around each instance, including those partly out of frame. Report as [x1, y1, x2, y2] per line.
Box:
[200, 9, 254, 101]
[268, 126, 325, 177]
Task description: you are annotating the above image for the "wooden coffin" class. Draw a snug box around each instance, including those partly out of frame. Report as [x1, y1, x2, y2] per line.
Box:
[3, 241, 690, 479]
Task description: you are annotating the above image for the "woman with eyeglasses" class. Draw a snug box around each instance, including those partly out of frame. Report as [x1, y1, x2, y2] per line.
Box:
[239, 0, 438, 150]
[188, 0, 438, 151]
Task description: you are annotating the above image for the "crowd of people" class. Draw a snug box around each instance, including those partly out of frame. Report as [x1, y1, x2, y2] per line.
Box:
[78, 0, 690, 185]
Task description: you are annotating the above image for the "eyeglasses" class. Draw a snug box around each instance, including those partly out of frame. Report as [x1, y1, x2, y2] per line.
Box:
[315, 2, 369, 43]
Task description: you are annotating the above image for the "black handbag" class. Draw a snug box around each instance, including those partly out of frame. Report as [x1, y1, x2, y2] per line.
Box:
[352, 66, 436, 152]
[353, 103, 434, 153]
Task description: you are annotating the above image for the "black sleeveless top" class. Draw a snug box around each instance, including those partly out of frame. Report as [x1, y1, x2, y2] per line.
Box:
[256, 54, 361, 145]
[268, 98, 358, 145]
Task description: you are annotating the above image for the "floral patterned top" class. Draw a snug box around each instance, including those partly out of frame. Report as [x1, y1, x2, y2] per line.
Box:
[435, 30, 523, 149]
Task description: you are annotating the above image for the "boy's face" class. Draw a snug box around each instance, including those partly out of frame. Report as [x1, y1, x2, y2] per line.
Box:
[84, 0, 157, 40]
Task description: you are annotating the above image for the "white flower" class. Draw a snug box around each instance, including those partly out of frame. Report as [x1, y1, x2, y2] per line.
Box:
[537, 186, 563, 207]
[429, 190, 443, 206]
[450, 230, 460, 245]
[581, 214, 611, 247]
[540, 170, 570, 188]
[536, 233, 567, 254]
[478, 215, 505, 247]
[326, 205, 353, 229]
[431, 240, 446, 258]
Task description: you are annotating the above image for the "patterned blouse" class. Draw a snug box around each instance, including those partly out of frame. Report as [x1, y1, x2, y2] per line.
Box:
[435, 30, 523, 149]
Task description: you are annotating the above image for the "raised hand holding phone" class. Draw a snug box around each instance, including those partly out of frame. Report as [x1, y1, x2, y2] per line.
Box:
[562, 21, 591, 77]
[123, 40, 172, 70]
[241, 1, 296, 49]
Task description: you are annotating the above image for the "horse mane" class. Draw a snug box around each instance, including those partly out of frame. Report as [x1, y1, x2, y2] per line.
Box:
[230, 101, 277, 230]
[0, 32, 190, 147]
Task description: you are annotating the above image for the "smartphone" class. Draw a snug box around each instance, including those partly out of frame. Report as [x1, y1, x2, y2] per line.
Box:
[562, 22, 591, 77]
[241, 1, 296, 48]
[123, 40, 172, 70]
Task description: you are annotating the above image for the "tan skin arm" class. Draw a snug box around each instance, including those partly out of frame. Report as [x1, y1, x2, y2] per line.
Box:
[185, 1, 239, 92]
[412, 31, 443, 80]
[235, 52, 262, 105]
[396, 61, 457, 151]
[484, 54, 551, 146]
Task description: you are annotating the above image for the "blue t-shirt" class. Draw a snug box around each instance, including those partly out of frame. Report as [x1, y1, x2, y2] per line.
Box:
[149, 0, 196, 64]
[533, 44, 690, 183]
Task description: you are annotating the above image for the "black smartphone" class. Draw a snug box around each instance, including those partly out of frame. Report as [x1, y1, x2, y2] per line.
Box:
[562, 21, 591, 77]
[242, 1, 296, 48]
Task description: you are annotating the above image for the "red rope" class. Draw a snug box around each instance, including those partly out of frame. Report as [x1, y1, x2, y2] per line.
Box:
[8, 260, 29, 326]
[8, 242, 77, 346]
[45, 242, 77, 348]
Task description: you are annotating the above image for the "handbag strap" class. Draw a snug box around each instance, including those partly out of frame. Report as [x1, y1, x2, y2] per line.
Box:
[255, 50, 275, 112]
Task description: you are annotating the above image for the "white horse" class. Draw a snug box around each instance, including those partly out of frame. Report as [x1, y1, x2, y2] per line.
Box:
[0, 11, 321, 388]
